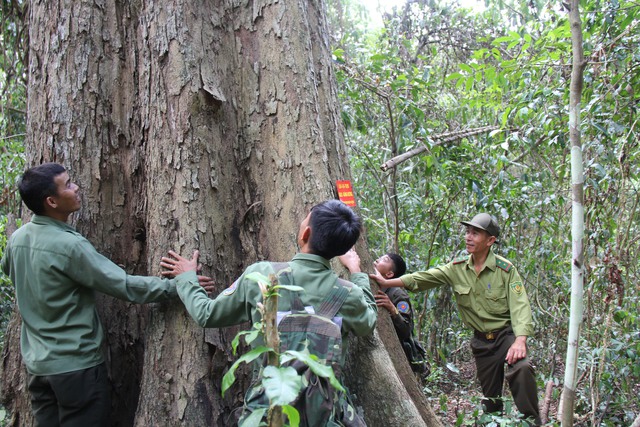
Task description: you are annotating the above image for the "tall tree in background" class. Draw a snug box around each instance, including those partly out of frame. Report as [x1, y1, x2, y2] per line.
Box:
[562, 0, 586, 424]
[0, 0, 441, 425]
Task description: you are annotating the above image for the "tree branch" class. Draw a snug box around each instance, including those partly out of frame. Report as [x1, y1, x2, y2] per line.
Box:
[380, 125, 502, 171]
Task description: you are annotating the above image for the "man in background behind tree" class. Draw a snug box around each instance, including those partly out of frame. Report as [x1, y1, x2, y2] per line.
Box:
[373, 253, 428, 377]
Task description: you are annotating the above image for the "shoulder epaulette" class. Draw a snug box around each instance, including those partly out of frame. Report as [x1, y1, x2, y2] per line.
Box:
[495, 258, 512, 272]
[452, 255, 469, 265]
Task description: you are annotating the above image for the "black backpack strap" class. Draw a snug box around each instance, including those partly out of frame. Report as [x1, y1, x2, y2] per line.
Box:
[316, 278, 352, 319]
[270, 262, 305, 312]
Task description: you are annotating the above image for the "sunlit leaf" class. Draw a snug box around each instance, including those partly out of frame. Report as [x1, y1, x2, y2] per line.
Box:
[262, 366, 303, 405]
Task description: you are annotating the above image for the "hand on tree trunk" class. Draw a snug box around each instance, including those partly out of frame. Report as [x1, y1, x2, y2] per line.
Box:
[374, 291, 396, 315]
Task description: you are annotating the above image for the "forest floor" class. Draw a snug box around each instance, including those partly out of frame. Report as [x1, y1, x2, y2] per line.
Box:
[420, 351, 640, 426]
[421, 345, 561, 426]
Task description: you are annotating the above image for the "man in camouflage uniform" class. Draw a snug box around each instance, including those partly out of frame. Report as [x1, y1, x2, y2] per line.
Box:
[162, 200, 377, 425]
[370, 213, 540, 425]
[373, 253, 428, 376]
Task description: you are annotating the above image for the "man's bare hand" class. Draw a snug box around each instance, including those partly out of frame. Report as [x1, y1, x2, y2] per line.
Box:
[374, 290, 396, 315]
[369, 269, 386, 286]
[506, 335, 528, 365]
[338, 248, 361, 273]
[160, 250, 199, 277]
[197, 275, 215, 294]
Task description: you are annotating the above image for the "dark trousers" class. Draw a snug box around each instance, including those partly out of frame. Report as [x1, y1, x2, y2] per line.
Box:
[471, 327, 541, 425]
[27, 363, 110, 427]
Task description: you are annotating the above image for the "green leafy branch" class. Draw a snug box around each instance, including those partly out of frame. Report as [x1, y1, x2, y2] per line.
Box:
[220, 271, 344, 427]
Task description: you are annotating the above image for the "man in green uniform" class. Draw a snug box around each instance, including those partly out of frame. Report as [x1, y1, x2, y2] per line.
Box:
[1, 163, 206, 427]
[373, 253, 427, 375]
[161, 200, 377, 425]
[370, 213, 540, 425]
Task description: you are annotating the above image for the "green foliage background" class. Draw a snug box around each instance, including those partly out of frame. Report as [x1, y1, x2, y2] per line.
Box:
[330, 0, 639, 425]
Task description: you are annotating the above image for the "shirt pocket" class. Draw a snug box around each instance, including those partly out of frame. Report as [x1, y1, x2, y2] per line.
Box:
[452, 283, 472, 308]
[484, 284, 508, 315]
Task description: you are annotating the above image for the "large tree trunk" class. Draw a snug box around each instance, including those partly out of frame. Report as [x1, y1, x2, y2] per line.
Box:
[1, 0, 441, 426]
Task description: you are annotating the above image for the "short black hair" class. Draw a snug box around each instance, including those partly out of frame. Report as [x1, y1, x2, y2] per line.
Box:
[308, 200, 361, 259]
[386, 253, 407, 278]
[18, 163, 66, 215]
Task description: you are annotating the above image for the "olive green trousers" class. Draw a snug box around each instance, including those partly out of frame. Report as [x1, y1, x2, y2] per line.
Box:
[471, 327, 541, 425]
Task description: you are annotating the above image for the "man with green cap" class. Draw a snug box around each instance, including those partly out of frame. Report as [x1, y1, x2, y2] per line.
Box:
[370, 213, 540, 425]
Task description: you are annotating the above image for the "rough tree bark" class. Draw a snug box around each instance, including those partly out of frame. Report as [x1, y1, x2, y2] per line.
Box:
[1, 0, 442, 426]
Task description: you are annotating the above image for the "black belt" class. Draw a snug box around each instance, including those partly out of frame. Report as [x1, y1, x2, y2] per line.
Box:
[474, 326, 509, 341]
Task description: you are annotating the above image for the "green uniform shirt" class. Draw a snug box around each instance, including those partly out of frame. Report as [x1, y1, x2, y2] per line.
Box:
[400, 250, 534, 337]
[1, 215, 180, 375]
[176, 253, 377, 364]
